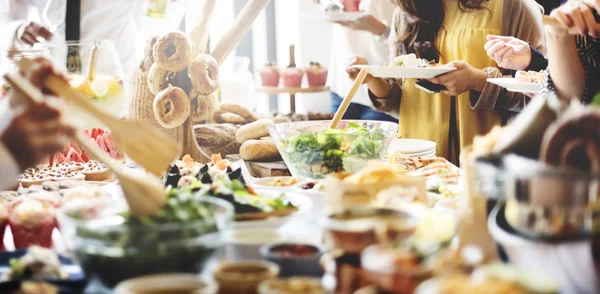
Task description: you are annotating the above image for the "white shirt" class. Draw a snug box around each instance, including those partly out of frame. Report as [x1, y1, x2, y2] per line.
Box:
[0, 0, 185, 74]
[327, 0, 396, 106]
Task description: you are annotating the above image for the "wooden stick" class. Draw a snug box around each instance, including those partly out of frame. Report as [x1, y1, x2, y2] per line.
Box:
[86, 44, 99, 82]
[211, 0, 272, 64]
[329, 69, 367, 129]
[289, 44, 296, 67]
[187, 0, 216, 57]
[542, 15, 579, 35]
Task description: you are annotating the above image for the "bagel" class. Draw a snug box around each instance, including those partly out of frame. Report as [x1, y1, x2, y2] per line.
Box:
[188, 54, 219, 95]
[153, 86, 191, 128]
[153, 32, 192, 72]
[147, 63, 170, 95]
[140, 36, 159, 71]
[212, 104, 259, 125]
[240, 139, 281, 161]
[235, 119, 274, 143]
[189, 89, 217, 122]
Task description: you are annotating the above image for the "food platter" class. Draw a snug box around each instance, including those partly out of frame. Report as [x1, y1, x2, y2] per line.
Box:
[353, 65, 457, 79]
[487, 78, 542, 93]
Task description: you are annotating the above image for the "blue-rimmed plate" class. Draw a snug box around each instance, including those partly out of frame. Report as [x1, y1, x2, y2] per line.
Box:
[0, 250, 87, 293]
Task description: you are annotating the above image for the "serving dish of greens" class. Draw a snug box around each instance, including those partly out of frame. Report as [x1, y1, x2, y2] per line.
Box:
[56, 184, 234, 288]
[269, 120, 398, 179]
[164, 162, 311, 229]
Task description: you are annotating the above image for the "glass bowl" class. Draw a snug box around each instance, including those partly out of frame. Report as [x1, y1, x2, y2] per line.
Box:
[57, 196, 233, 288]
[49, 40, 126, 129]
[268, 120, 398, 179]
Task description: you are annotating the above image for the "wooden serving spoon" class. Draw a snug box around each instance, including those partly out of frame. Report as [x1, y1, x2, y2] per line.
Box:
[329, 68, 368, 129]
[4, 72, 166, 217]
[14, 58, 182, 177]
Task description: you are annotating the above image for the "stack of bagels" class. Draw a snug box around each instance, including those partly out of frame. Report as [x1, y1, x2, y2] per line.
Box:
[142, 31, 220, 128]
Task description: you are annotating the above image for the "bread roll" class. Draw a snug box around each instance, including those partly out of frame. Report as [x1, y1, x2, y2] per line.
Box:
[240, 139, 281, 161]
[236, 119, 274, 143]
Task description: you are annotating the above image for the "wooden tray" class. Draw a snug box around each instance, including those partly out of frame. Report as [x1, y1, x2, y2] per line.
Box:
[226, 154, 290, 178]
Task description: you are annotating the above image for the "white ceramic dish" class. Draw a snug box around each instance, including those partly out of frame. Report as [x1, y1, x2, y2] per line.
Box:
[302, 11, 367, 22]
[488, 204, 597, 293]
[230, 191, 313, 230]
[487, 78, 542, 93]
[354, 65, 456, 79]
[388, 138, 437, 154]
[249, 176, 310, 192]
[402, 148, 436, 156]
[114, 274, 218, 294]
[223, 228, 286, 262]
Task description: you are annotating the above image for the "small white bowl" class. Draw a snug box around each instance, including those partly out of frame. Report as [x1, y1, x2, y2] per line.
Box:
[114, 274, 218, 294]
[223, 228, 287, 262]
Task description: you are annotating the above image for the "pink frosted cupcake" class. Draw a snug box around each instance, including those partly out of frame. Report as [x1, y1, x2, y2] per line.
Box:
[341, 0, 361, 12]
[259, 62, 281, 87]
[281, 65, 304, 88]
[305, 62, 328, 87]
[9, 198, 56, 249]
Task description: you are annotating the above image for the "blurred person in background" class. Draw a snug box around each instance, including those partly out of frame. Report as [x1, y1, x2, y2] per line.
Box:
[312, 0, 398, 122]
[0, 0, 184, 74]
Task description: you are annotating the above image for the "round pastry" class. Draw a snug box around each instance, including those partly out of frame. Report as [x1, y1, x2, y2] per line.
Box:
[212, 104, 259, 125]
[235, 119, 274, 143]
[147, 63, 170, 95]
[188, 54, 219, 95]
[239, 139, 281, 161]
[189, 89, 218, 122]
[153, 86, 191, 128]
[153, 32, 192, 72]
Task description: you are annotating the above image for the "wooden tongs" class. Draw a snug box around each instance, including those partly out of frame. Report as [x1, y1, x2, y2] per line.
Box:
[4, 62, 167, 217]
[10, 58, 181, 177]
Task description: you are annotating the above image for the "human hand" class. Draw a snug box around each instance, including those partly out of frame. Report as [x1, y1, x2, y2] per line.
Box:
[2, 57, 73, 170]
[346, 56, 372, 84]
[484, 35, 532, 71]
[17, 21, 53, 46]
[335, 15, 387, 35]
[428, 61, 488, 96]
[548, 0, 600, 37]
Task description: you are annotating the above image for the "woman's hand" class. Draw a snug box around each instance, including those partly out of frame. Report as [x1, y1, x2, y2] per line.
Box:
[346, 56, 373, 84]
[428, 61, 488, 96]
[548, 0, 600, 38]
[484, 35, 532, 71]
[17, 21, 53, 46]
[335, 15, 388, 36]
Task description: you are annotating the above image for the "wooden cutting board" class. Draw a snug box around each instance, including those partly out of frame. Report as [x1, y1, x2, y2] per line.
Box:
[226, 154, 291, 178]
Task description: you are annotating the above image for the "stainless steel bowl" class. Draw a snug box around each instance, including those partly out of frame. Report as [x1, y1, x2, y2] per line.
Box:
[502, 154, 600, 240]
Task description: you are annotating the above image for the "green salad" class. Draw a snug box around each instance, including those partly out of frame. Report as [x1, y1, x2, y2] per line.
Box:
[280, 123, 386, 178]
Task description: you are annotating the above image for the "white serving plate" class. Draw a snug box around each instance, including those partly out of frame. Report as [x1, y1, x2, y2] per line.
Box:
[302, 11, 367, 22]
[230, 191, 313, 230]
[223, 228, 287, 262]
[388, 138, 437, 154]
[487, 78, 542, 93]
[248, 176, 310, 192]
[404, 150, 436, 158]
[353, 65, 456, 79]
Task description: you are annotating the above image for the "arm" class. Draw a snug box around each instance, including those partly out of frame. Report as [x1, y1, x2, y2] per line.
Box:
[471, 0, 545, 112]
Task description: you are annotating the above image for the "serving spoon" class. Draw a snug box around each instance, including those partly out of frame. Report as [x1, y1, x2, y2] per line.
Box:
[329, 68, 368, 129]
[4, 72, 166, 217]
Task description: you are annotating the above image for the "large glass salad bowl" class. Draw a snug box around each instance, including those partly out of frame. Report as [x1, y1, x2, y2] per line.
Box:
[57, 194, 233, 288]
[49, 40, 126, 129]
[269, 120, 398, 179]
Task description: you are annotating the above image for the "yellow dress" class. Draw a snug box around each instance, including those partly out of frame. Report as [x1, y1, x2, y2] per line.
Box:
[397, 0, 503, 163]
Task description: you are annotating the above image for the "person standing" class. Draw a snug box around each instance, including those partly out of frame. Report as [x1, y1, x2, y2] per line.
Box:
[314, 0, 398, 122]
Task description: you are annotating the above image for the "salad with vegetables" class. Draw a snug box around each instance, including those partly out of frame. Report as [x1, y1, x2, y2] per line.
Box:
[279, 122, 388, 178]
